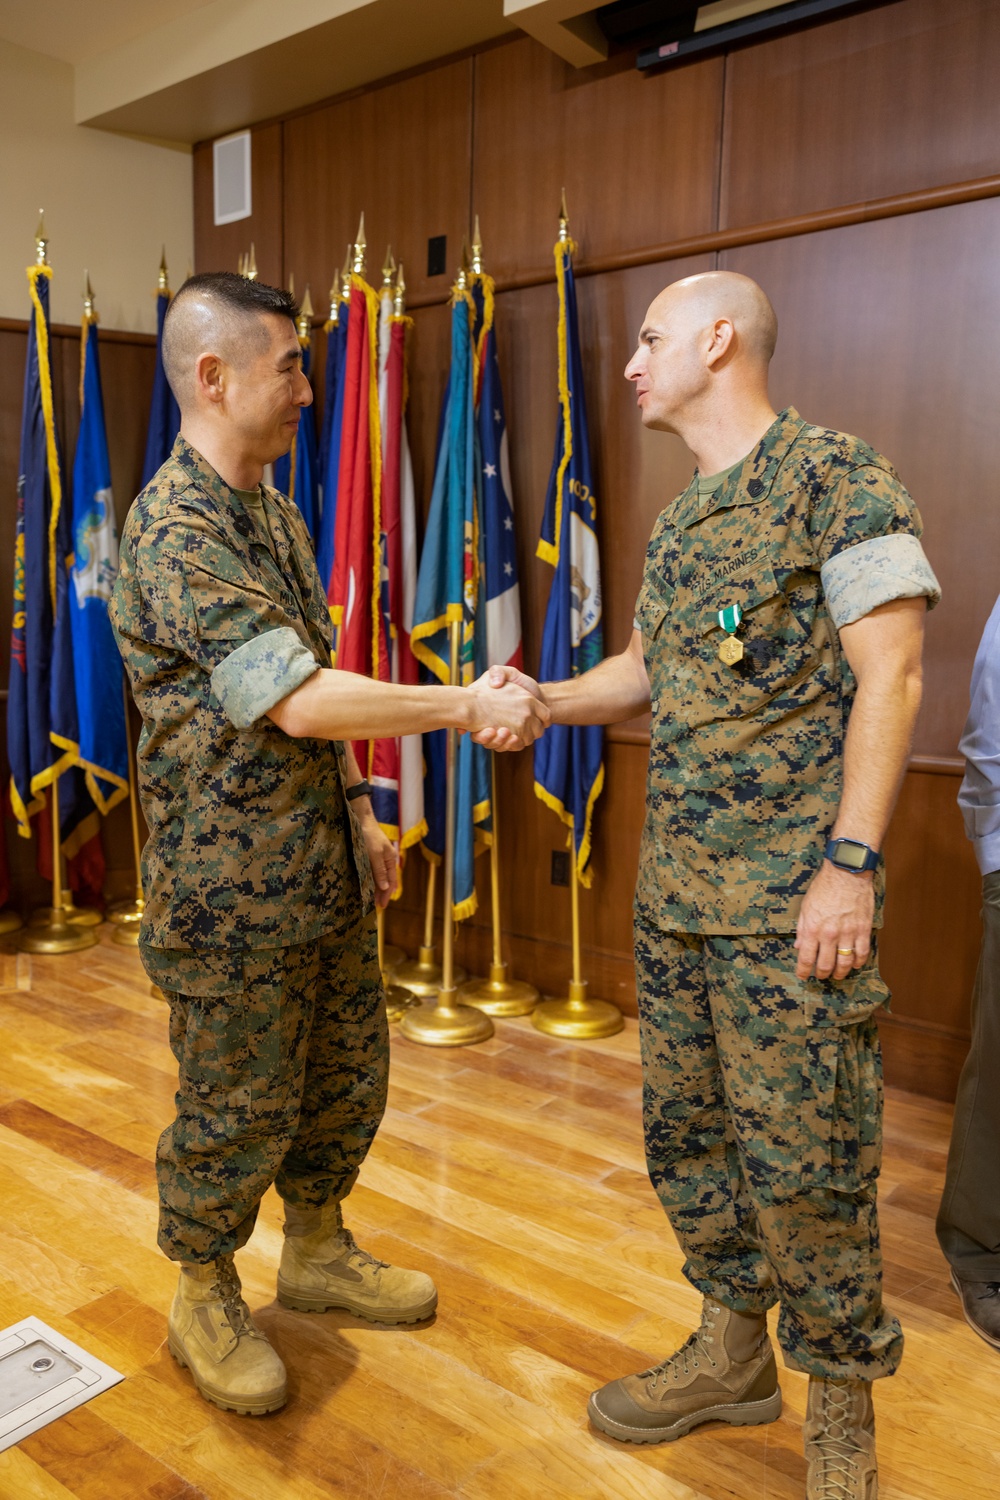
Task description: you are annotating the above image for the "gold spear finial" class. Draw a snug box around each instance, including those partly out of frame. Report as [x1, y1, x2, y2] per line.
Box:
[82, 271, 97, 324]
[381, 245, 395, 288]
[158, 247, 170, 294]
[352, 213, 367, 276]
[35, 211, 48, 266]
[558, 187, 570, 243]
[340, 243, 353, 300]
[288, 271, 295, 299]
[247, 243, 258, 281]
[297, 286, 313, 342]
[471, 215, 483, 276]
[237, 252, 245, 277]
[328, 269, 340, 325]
[393, 262, 406, 318]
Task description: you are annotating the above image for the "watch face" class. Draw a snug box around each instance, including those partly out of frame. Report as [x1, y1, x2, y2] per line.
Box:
[835, 840, 869, 870]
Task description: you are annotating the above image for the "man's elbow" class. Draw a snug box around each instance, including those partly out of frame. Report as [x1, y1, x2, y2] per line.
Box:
[267, 686, 311, 737]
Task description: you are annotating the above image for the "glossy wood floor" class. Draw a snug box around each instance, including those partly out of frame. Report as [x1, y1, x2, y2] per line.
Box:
[0, 933, 992, 1500]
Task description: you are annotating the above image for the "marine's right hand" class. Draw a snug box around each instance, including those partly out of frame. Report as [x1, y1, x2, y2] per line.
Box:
[467, 671, 550, 747]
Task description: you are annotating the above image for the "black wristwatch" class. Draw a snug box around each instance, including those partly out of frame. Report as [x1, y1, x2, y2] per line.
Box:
[824, 837, 879, 874]
[346, 779, 372, 803]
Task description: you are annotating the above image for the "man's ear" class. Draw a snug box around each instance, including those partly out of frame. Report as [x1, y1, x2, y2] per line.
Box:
[194, 351, 226, 405]
[705, 317, 736, 370]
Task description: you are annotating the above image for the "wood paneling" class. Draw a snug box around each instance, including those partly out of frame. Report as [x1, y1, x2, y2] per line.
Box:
[282, 60, 473, 308]
[193, 122, 283, 285]
[721, 0, 1000, 228]
[1, 934, 996, 1500]
[473, 38, 724, 285]
[721, 195, 1000, 759]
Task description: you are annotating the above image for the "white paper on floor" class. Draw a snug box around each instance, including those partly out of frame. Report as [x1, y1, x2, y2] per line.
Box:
[0, 1316, 124, 1453]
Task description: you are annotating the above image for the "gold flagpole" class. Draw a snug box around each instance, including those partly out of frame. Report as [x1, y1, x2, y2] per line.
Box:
[109, 677, 144, 944]
[20, 777, 97, 954]
[400, 619, 492, 1046]
[393, 855, 466, 993]
[459, 754, 538, 1015]
[532, 822, 622, 1038]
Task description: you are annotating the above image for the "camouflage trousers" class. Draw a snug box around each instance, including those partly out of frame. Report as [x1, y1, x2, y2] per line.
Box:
[142, 912, 388, 1263]
[634, 908, 903, 1380]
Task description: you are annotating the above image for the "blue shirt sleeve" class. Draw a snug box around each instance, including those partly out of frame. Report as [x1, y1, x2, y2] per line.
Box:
[958, 593, 1000, 875]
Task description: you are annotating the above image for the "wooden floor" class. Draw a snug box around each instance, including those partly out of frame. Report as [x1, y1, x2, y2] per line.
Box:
[0, 933, 992, 1500]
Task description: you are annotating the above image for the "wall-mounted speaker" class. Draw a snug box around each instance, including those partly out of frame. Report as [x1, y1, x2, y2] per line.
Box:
[213, 131, 252, 225]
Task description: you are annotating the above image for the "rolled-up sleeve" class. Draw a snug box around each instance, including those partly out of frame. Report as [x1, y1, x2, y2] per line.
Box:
[820, 533, 941, 630]
[958, 595, 1000, 875]
[210, 626, 319, 729]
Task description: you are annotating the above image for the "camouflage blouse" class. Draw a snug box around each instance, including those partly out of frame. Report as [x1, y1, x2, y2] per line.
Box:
[635, 408, 940, 934]
[110, 437, 373, 951]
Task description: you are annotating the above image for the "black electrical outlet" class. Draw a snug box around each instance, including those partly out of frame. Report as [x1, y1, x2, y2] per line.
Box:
[427, 235, 447, 277]
[551, 850, 570, 887]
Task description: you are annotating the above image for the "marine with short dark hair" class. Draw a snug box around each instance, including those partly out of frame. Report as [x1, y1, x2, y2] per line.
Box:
[480, 270, 940, 1497]
[110, 270, 549, 1415]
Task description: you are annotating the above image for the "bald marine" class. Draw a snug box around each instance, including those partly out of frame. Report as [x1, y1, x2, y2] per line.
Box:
[625, 271, 778, 437]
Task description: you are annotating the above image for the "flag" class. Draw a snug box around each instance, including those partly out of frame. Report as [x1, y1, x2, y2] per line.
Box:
[141, 272, 180, 487]
[316, 285, 349, 591]
[533, 234, 605, 884]
[274, 292, 320, 538]
[66, 313, 129, 818]
[325, 270, 382, 777]
[376, 276, 427, 863]
[411, 285, 490, 920]
[473, 273, 522, 671]
[7, 261, 69, 835]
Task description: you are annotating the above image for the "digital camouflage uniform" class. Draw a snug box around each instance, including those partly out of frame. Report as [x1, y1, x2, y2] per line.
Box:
[110, 438, 385, 1263]
[634, 408, 940, 1379]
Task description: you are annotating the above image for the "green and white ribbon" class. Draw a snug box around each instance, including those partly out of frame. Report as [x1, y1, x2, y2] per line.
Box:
[718, 603, 743, 635]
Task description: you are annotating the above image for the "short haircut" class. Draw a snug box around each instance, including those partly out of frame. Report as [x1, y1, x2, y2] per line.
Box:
[162, 271, 299, 407]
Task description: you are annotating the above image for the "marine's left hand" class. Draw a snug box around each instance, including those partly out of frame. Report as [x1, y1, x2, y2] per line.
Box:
[794, 862, 874, 981]
[357, 805, 398, 909]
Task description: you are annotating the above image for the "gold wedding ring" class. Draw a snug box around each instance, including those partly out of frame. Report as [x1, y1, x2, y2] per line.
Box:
[836, 947, 854, 956]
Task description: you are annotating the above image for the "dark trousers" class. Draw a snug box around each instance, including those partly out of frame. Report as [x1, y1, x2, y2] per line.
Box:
[146, 913, 388, 1263]
[937, 869, 1000, 1283]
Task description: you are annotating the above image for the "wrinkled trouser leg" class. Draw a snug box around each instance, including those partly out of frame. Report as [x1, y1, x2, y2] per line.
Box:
[155, 915, 387, 1262]
[635, 909, 903, 1381]
[937, 869, 1000, 1282]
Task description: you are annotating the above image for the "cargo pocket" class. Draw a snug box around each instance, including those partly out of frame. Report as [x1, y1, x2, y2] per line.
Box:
[799, 1018, 883, 1195]
[175, 988, 253, 1116]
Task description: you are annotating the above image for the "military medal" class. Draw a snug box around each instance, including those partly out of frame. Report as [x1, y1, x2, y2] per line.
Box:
[717, 604, 744, 665]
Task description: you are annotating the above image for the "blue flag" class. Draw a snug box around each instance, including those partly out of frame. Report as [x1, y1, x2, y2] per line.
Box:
[412, 289, 490, 920]
[474, 275, 523, 673]
[533, 237, 605, 884]
[142, 286, 180, 487]
[316, 308, 349, 595]
[8, 265, 68, 835]
[274, 336, 320, 539]
[64, 319, 128, 816]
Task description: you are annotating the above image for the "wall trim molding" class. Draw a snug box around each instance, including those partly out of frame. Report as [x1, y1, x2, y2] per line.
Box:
[0, 318, 156, 347]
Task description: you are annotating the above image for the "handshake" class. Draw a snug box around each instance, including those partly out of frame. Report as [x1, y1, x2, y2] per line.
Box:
[465, 665, 550, 751]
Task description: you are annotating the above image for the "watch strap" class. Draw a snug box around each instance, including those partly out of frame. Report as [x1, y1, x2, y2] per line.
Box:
[824, 837, 879, 873]
[346, 779, 373, 803]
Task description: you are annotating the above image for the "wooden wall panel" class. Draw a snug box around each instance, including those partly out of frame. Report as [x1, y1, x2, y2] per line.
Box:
[721, 196, 1000, 759]
[282, 61, 473, 309]
[193, 122, 283, 285]
[473, 38, 723, 284]
[721, 0, 1000, 228]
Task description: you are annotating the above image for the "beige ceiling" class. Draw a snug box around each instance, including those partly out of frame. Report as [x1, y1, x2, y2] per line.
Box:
[0, 0, 603, 146]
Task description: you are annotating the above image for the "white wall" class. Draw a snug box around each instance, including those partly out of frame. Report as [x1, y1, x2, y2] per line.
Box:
[0, 37, 192, 333]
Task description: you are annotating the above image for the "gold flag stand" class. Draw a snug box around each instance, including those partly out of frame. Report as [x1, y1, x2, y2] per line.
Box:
[108, 678, 144, 945]
[0, 909, 22, 935]
[458, 755, 538, 1016]
[19, 779, 98, 955]
[378, 907, 419, 1023]
[532, 824, 622, 1039]
[391, 857, 466, 995]
[400, 622, 492, 1046]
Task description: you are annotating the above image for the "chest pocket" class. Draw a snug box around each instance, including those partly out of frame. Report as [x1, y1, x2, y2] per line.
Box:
[635, 575, 674, 647]
[695, 559, 822, 718]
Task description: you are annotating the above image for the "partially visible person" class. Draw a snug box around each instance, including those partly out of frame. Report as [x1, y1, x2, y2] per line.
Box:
[938, 594, 1000, 1351]
[110, 271, 548, 1417]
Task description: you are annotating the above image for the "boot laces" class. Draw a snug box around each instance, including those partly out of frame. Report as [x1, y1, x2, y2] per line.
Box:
[211, 1255, 257, 1339]
[643, 1303, 721, 1389]
[336, 1227, 389, 1272]
[811, 1383, 867, 1499]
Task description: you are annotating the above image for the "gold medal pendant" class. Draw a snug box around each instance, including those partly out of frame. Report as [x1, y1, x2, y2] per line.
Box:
[718, 635, 744, 666]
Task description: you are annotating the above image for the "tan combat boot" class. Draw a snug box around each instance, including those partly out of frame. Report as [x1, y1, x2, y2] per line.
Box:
[588, 1298, 781, 1444]
[276, 1202, 438, 1324]
[804, 1377, 878, 1499]
[167, 1254, 287, 1415]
